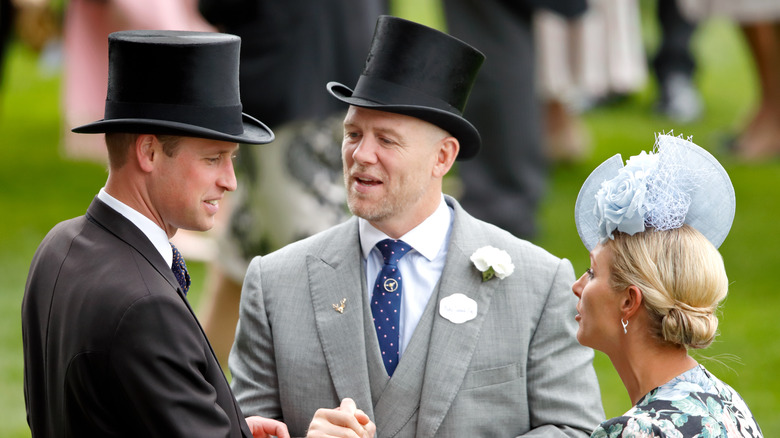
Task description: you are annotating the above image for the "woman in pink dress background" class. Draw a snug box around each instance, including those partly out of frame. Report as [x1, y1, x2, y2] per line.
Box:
[61, 0, 213, 162]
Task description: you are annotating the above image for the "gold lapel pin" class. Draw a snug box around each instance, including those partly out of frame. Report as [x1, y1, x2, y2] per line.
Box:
[332, 298, 346, 314]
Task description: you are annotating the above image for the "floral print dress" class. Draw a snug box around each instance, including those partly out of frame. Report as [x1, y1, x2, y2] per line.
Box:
[592, 365, 762, 437]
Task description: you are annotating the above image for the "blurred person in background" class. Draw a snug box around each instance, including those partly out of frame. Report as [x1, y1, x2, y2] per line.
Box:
[61, 0, 212, 162]
[1, 0, 62, 92]
[442, 0, 591, 238]
[0, 0, 17, 93]
[21, 30, 287, 438]
[534, 0, 647, 162]
[652, 0, 702, 124]
[678, 0, 780, 160]
[196, 0, 385, 365]
[534, 9, 592, 164]
[573, 134, 762, 437]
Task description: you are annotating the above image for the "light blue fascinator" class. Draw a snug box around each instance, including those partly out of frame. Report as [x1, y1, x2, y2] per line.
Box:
[574, 133, 736, 251]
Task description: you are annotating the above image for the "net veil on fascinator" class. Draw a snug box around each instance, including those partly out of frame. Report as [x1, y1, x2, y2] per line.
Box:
[575, 133, 736, 251]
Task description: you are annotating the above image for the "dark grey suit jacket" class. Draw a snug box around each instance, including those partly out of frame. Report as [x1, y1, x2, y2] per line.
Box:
[230, 196, 604, 437]
[22, 198, 251, 437]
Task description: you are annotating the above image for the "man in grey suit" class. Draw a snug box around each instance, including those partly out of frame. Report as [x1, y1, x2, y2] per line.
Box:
[230, 16, 604, 437]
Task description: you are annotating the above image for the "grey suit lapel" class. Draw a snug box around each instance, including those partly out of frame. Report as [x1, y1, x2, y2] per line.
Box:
[307, 220, 374, 417]
[418, 197, 501, 438]
[416, 235, 500, 437]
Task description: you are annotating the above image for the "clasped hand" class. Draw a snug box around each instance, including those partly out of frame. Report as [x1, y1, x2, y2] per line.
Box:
[246, 415, 290, 438]
[307, 398, 376, 438]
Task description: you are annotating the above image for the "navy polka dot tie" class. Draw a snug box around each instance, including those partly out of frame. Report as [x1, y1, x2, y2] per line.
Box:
[371, 238, 412, 376]
[170, 243, 191, 295]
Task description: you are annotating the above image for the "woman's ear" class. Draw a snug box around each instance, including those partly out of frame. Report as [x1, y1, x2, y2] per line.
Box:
[621, 285, 644, 320]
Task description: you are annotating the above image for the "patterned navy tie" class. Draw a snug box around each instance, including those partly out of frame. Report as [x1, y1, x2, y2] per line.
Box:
[170, 243, 191, 295]
[371, 238, 412, 376]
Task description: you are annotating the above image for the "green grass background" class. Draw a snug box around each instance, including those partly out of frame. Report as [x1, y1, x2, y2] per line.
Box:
[1, 1, 778, 436]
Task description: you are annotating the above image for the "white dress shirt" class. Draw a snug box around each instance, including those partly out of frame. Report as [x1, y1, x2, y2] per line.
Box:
[359, 195, 454, 357]
[97, 188, 173, 267]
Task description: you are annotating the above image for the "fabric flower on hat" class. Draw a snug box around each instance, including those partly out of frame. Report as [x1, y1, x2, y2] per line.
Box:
[470, 246, 514, 282]
[594, 151, 659, 243]
[575, 133, 735, 251]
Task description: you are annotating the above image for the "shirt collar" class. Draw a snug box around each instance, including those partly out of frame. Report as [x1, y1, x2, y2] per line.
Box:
[359, 195, 452, 261]
[98, 188, 173, 266]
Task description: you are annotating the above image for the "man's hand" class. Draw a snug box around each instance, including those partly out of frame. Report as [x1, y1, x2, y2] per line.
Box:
[306, 398, 376, 438]
[246, 416, 290, 438]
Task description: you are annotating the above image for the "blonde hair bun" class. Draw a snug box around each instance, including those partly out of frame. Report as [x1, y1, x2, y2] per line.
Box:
[661, 304, 719, 349]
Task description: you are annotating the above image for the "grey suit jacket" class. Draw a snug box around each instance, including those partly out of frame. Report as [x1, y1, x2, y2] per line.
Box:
[230, 196, 604, 437]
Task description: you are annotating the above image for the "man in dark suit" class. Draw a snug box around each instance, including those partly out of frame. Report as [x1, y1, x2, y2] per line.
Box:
[21, 30, 288, 438]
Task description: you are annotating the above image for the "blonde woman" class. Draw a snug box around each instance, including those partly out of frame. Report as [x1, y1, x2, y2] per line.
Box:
[572, 134, 763, 437]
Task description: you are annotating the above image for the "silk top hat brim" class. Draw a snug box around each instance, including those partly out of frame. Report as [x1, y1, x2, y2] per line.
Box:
[72, 30, 273, 145]
[73, 113, 273, 145]
[327, 16, 484, 160]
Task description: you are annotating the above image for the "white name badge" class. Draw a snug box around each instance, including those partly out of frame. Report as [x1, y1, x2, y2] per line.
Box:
[439, 293, 478, 324]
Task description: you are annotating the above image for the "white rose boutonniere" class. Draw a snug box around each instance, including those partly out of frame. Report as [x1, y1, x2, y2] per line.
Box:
[470, 246, 514, 282]
[594, 151, 659, 242]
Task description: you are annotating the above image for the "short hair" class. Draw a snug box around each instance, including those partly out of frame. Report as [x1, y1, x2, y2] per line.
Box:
[604, 224, 728, 349]
[104, 133, 183, 168]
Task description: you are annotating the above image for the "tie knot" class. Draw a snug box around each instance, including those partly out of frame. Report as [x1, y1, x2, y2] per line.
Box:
[376, 239, 412, 266]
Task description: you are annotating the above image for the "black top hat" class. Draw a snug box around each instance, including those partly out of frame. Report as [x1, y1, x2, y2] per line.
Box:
[327, 16, 485, 160]
[73, 30, 273, 145]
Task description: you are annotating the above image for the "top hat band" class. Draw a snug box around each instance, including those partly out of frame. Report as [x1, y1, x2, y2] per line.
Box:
[351, 75, 462, 115]
[104, 100, 244, 135]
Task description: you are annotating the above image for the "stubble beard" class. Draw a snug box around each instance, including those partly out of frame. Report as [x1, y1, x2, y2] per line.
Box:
[343, 166, 428, 225]
[344, 170, 393, 223]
